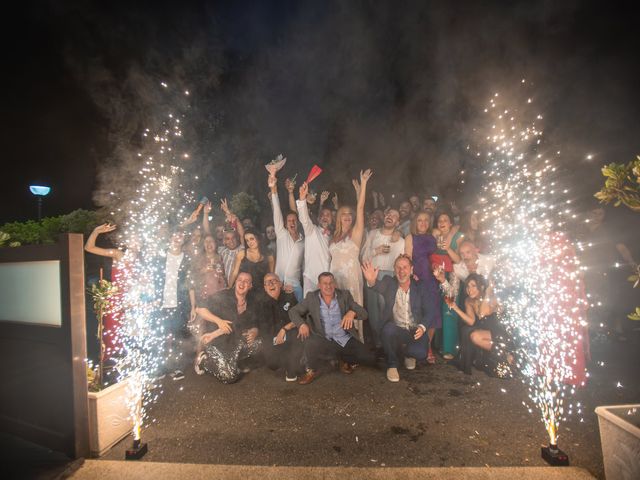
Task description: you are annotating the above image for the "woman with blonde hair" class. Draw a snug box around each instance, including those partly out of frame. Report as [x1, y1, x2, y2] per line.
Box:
[329, 169, 372, 342]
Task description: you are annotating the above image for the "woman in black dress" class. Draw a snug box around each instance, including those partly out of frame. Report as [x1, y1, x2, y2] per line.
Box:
[229, 228, 275, 287]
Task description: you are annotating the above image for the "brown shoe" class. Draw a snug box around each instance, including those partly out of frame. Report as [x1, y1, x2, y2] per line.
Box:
[298, 369, 319, 385]
[339, 360, 354, 374]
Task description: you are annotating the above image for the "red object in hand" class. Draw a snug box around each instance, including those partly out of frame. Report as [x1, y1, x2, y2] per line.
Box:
[306, 164, 323, 184]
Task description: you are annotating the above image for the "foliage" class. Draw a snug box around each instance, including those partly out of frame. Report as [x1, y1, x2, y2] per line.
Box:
[0, 209, 103, 246]
[596, 156, 640, 320]
[0, 231, 21, 247]
[230, 192, 260, 222]
[88, 278, 119, 391]
[594, 156, 640, 212]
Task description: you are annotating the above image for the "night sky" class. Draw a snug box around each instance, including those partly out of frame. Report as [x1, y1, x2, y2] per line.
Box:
[2, 0, 640, 225]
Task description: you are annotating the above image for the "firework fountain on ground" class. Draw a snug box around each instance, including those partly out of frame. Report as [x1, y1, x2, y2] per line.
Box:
[471, 83, 589, 448]
[108, 86, 196, 444]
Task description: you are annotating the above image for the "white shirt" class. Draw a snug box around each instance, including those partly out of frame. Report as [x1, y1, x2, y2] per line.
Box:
[297, 198, 331, 295]
[362, 229, 405, 272]
[392, 286, 415, 330]
[161, 251, 184, 309]
[272, 193, 304, 287]
[453, 253, 495, 281]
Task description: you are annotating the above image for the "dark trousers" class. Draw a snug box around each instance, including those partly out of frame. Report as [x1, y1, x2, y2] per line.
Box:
[381, 322, 429, 368]
[458, 323, 479, 374]
[260, 334, 305, 376]
[304, 334, 375, 371]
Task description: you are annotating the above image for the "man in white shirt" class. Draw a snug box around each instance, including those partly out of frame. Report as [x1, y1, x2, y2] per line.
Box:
[362, 255, 436, 382]
[297, 181, 333, 297]
[361, 208, 405, 348]
[269, 173, 305, 301]
[159, 229, 190, 380]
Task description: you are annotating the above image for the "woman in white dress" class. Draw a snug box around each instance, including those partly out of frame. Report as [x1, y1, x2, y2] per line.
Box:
[329, 169, 372, 342]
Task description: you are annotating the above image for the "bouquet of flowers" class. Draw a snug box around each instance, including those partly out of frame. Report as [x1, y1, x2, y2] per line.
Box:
[265, 154, 287, 175]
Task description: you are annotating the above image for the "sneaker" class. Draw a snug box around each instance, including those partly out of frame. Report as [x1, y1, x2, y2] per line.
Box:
[386, 367, 400, 382]
[194, 353, 206, 376]
[285, 373, 298, 382]
[404, 357, 416, 370]
[442, 353, 454, 361]
[171, 369, 185, 381]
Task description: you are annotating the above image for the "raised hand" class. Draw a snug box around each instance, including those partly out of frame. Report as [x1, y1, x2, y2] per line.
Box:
[203, 201, 212, 215]
[361, 261, 379, 286]
[352, 178, 361, 197]
[331, 193, 339, 210]
[360, 168, 373, 183]
[285, 178, 295, 193]
[320, 190, 330, 204]
[220, 198, 231, 215]
[93, 223, 117, 234]
[299, 181, 309, 200]
[268, 174, 277, 189]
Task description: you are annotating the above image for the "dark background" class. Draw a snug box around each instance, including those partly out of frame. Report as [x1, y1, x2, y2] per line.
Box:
[2, 0, 640, 225]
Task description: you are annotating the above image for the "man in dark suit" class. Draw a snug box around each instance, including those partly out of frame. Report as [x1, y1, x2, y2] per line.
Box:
[288, 272, 374, 384]
[361, 254, 437, 382]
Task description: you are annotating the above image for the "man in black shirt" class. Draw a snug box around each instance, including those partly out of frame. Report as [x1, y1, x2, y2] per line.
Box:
[258, 273, 303, 381]
[194, 272, 260, 383]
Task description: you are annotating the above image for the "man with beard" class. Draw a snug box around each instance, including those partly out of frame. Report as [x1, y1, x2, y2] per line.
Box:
[398, 200, 413, 237]
[269, 173, 305, 301]
[361, 208, 405, 349]
[362, 255, 437, 382]
[297, 181, 333, 297]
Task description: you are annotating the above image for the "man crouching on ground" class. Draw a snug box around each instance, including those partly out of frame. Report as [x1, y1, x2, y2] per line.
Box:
[288, 272, 374, 385]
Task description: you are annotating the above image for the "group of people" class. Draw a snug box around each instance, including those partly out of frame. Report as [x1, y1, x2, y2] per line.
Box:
[85, 162, 607, 386]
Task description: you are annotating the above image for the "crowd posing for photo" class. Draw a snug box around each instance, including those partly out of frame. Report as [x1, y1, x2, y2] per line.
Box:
[85, 163, 614, 386]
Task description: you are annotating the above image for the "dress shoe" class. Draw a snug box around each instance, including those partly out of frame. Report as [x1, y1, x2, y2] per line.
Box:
[298, 369, 319, 385]
[339, 360, 354, 374]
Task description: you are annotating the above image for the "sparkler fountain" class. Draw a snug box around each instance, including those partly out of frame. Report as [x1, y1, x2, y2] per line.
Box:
[471, 83, 589, 465]
[106, 85, 197, 459]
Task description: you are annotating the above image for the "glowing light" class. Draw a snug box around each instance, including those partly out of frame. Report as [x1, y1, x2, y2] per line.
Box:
[476, 88, 588, 446]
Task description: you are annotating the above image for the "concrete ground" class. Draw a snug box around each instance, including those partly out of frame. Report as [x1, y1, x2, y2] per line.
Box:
[71, 460, 596, 479]
[91, 330, 639, 480]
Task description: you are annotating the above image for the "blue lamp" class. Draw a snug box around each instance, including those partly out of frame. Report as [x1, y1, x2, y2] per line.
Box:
[29, 185, 51, 220]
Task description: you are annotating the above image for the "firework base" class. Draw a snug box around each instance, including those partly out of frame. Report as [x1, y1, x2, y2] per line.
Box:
[541, 444, 569, 466]
[125, 439, 148, 460]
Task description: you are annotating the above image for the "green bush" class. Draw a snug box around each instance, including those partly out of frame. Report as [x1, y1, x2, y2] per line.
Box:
[0, 209, 102, 246]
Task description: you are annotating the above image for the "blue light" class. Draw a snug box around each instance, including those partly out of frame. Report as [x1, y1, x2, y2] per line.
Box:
[29, 185, 51, 196]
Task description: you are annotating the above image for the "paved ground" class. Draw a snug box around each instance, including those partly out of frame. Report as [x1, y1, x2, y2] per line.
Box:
[72, 461, 596, 479]
[3, 329, 637, 479]
[95, 330, 640, 480]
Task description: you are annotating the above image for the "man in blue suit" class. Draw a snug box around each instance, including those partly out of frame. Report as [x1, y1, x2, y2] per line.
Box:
[361, 254, 437, 382]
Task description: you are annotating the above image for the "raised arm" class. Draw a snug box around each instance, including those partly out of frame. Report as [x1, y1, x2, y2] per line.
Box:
[296, 182, 316, 236]
[202, 201, 213, 235]
[285, 177, 298, 214]
[351, 169, 372, 248]
[84, 223, 123, 262]
[269, 175, 287, 237]
[228, 250, 245, 287]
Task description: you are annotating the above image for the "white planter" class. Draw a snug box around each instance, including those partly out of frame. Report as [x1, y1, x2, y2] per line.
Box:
[88, 378, 133, 457]
[595, 404, 640, 480]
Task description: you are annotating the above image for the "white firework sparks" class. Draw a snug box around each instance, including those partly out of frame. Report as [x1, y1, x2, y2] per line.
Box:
[473, 85, 589, 445]
[107, 86, 196, 441]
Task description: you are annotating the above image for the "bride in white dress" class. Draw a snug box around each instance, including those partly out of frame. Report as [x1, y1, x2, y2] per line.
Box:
[329, 168, 372, 342]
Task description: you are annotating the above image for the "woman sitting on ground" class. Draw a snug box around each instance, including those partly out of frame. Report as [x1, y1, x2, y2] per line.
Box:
[447, 273, 512, 377]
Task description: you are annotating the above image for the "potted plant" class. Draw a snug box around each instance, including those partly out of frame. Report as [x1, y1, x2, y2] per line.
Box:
[87, 271, 133, 457]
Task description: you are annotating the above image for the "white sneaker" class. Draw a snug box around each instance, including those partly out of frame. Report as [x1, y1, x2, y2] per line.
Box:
[386, 368, 400, 382]
[285, 373, 298, 382]
[404, 357, 416, 370]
